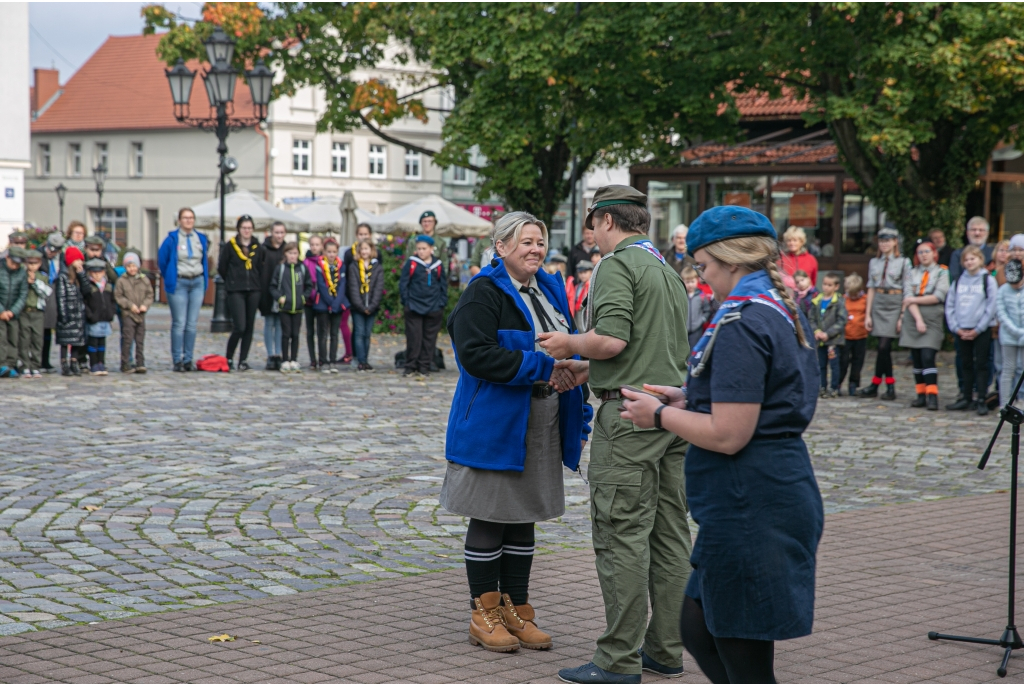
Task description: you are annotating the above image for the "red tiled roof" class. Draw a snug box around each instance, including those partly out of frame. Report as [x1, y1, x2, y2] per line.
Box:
[733, 87, 809, 120]
[32, 34, 254, 133]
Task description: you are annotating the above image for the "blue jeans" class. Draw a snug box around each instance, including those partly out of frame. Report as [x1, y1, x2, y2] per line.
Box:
[167, 276, 205, 364]
[818, 345, 840, 390]
[263, 313, 282, 358]
[352, 310, 375, 364]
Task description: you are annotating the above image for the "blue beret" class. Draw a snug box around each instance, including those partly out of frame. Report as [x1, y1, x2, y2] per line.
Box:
[686, 206, 777, 258]
[415, 234, 435, 246]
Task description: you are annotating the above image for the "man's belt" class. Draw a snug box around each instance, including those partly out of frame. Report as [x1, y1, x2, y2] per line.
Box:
[532, 384, 555, 398]
[600, 389, 621, 402]
[875, 288, 902, 295]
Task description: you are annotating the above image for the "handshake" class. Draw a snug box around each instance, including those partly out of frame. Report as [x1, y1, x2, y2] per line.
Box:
[548, 359, 589, 393]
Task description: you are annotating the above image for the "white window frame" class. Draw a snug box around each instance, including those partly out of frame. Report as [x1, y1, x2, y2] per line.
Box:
[69, 143, 81, 177]
[368, 143, 386, 179]
[131, 142, 144, 178]
[331, 141, 350, 177]
[95, 142, 108, 172]
[38, 143, 51, 177]
[292, 139, 311, 175]
[452, 166, 469, 185]
[404, 149, 422, 180]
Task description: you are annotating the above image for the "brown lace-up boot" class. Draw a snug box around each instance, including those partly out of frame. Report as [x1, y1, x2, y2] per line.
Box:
[499, 593, 552, 649]
[469, 591, 520, 652]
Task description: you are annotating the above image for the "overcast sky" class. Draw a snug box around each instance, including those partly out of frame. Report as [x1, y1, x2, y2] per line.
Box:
[29, 2, 203, 79]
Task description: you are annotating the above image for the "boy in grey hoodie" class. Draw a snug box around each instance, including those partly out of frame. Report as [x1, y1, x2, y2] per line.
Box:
[945, 245, 998, 415]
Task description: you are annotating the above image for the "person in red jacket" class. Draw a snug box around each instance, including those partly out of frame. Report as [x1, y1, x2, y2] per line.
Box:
[779, 226, 819, 289]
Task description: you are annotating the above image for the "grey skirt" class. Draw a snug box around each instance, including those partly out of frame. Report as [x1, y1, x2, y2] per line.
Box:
[871, 292, 903, 339]
[440, 393, 564, 524]
[899, 303, 945, 349]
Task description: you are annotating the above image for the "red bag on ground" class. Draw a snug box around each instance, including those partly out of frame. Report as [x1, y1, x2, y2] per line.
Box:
[195, 354, 230, 372]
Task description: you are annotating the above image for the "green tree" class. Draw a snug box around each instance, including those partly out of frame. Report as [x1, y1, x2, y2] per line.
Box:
[710, 3, 1024, 242]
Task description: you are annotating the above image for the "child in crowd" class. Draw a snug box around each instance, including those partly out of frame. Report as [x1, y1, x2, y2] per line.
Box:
[566, 261, 592, 321]
[303, 235, 324, 369]
[18, 250, 50, 378]
[0, 247, 27, 378]
[347, 239, 384, 372]
[113, 252, 153, 374]
[400, 235, 447, 378]
[839, 273, 868, 396]
[313, 238, 349, 373]
[810, 273, 847, 398]
[82, 258, 117, 376]
[997, 234, 1024, 406]
[793, 269, 817, 318]
[945, 245, 999, 415]
[682, 265, 712, 351]
[272, 242, 311, 372]
[56, 247, 86, 376]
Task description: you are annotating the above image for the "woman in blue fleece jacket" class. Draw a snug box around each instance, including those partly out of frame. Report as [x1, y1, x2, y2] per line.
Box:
[441, 211, 592, 653]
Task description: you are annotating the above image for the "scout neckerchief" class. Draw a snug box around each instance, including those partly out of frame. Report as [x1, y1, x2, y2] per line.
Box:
[582, 237, 665, 332]
[321, 255, 341, 296]
[689, 270, 793, 378]
[409, 256, 441, 285]
[358, 259, 374, 294]
[230, 237, 255, 269]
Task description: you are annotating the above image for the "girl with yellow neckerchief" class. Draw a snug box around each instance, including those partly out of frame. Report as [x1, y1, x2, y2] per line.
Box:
[217, 215, 262, 371]
[313, 238, 350, 372]
[346, 239, 384, 371]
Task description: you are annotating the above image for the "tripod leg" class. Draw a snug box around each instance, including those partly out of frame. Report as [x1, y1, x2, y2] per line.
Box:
[998, 646, 1012, 678]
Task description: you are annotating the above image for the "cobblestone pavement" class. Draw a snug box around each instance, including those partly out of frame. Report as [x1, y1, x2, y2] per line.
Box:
[0, 306, 1012, 635]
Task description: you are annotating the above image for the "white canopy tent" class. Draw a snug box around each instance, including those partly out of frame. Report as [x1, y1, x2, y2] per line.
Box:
[191, 189, 310, 233]
[290, 198, 377, 235]
[372, 194, 493, 237]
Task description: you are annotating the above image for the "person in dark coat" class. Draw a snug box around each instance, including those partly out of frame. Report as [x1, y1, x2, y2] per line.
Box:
[400, 235, 448, 377]
[346, 239, 384, 371]
[218, 215, 262, 371]
[567, 225, 600, 281]
[257, 221, 288, 370]
[81, 258, 117, 375]
[312, 238, 350, 372]
[0, 247, 27, 377]
[41, 232, 65, 372]
[270, 242, 312, 372]
[55, 247, 87, 376]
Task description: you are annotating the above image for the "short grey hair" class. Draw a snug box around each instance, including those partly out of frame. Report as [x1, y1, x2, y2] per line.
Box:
[492, 211, 548, 251]
[967, 216, 990, 232]
[671, 224, 688, 240]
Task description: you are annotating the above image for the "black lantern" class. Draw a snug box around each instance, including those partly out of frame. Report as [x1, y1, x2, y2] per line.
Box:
[54, 182, 67, 231]
[92, 164, 106, 233]
[165, 58, 196, 117]
[203, 64, 237, 107]
[246, 59, 274, 120]
[204, 25, 235, 67]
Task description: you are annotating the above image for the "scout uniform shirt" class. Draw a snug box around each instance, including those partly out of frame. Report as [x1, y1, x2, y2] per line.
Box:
[589, 234, 690, 395]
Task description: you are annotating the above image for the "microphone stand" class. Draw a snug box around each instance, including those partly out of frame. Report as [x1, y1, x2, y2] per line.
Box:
[928, 366, 1024, 677]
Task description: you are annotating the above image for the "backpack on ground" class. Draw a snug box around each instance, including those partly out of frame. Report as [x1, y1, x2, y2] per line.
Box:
[195, 354, 230, 372]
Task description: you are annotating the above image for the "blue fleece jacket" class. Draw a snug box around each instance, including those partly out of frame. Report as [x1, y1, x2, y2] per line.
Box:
[158, 229, 209, 294]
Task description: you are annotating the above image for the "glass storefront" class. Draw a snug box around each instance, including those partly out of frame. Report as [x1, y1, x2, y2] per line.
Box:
[771, 175, 836, 257]
[648, 180, 700, 247]
[706, 176, 769, 217]
[841, 180, 895, 255]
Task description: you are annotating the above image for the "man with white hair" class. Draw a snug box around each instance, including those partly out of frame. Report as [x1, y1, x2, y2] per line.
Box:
[949, 216, 993, 282]
[665, 224, 692, 276]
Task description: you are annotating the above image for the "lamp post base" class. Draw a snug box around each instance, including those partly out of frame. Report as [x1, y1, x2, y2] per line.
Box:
[210, 275, 232, 333]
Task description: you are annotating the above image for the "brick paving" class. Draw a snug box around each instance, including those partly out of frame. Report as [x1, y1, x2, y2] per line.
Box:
[0, 492, 1019, 683]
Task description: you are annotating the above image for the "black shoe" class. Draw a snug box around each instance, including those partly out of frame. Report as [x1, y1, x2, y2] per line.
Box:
[173, 362, 184, 372]
[911, 393, 926, 408]
[848, 383, 857, 397]
[857, 383, 879, 397]
[365, 363, 374, 371]
[61, 361, 71, 377]
[639, 649, 683, 678]
[70, 359, 82, 376]
[557, 663, 640, 684]
[238, 361, 250, 372]
[121, 363, 134, 374]
[182, 361, 195, 372]
[881, 384, 896, 401]
[228, 359, 235, 371]
[978, 402, 990, 416]
[403, 369, 416, 377]
[946, 398, 971, 411]
[927, 394, 939, 411]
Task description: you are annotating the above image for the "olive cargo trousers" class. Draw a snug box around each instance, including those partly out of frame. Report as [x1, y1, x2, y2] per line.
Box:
[588, 401, 693, 675]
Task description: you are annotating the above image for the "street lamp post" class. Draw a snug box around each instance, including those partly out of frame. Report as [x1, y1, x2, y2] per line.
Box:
[164, 26, 274, 333]
[92, 165, 106, 236]
[54, 183, 67, 231]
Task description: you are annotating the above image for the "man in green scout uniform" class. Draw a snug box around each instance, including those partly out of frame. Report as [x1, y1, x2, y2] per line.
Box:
[539, 185, 692, 684]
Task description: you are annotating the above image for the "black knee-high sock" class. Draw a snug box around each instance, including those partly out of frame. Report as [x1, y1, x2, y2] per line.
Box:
[465, 545, 502, 608]
[499, 522, 535, 606]
[87, 336, 101, 367]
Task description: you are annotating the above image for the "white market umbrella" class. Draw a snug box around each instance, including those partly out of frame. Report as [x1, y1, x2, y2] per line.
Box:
[373, 194, 493, 237]
[290, 198, 376, 235]
[192, 189, 310, 233]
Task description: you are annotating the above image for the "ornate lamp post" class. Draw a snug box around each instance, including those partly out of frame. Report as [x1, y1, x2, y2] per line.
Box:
[54, 183, 67, 231]
[164, 25, 274, 333]
[92, 164, 106, 235]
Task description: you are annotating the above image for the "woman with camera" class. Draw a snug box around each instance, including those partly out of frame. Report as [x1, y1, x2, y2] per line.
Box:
[618, 206, 823, 684]
[899, 241, 950, 411]
[442, 211, 591, 653]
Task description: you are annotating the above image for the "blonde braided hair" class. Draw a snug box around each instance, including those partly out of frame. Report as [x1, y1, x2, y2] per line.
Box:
[702, 236, 811, 349]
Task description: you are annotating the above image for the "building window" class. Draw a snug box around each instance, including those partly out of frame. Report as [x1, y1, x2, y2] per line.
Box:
[452, 166, 469, 184]
[95, 142, 108, 172]
[38, 143, 51, 177]
[369, 144, 386, 178]
[131, 142, 144, 177]
[404, 150, 421, 180]
[91, 207, 128, 247]
[69, 143, 81, 177]
[331, 142, 350, 177]
[292, 139, 311, 175]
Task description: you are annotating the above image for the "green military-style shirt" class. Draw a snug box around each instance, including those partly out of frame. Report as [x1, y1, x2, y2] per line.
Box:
[589, 234, 690, 395]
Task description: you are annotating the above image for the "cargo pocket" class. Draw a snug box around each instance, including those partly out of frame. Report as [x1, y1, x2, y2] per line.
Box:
[588, 464, 644, 551]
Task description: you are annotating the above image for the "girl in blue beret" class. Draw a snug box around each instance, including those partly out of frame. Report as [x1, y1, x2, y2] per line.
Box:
[619, 206, 823, 684]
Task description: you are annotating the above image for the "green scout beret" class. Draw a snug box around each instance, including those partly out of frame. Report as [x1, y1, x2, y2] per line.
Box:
[22, 249, 43, 260]
[9, 231, 27, 241]
[585, 185, 648, 229]
[85, 235, 106, 246]
[85, 258, 107, 271]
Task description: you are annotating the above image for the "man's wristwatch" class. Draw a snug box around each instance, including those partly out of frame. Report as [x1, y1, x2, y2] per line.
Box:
[653, 405, 666, 431]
